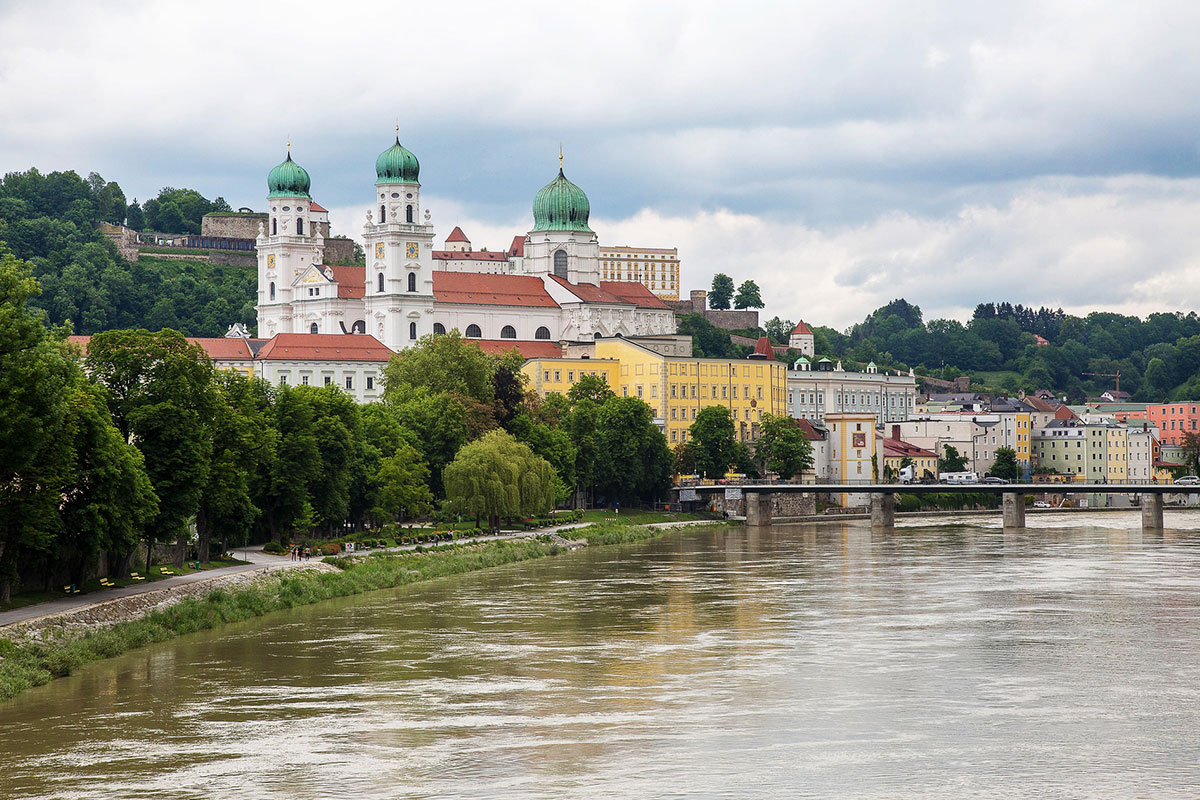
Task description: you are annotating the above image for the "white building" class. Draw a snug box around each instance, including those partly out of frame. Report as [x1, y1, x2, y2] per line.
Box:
[255, 141, 676, 351]
[787, 359, 918, 426]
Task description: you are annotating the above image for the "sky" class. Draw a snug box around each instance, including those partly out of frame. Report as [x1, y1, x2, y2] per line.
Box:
[3, 0, 1200, 329]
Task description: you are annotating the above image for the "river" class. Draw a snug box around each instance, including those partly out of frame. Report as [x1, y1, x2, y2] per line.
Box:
[4, 513, 1200, 798]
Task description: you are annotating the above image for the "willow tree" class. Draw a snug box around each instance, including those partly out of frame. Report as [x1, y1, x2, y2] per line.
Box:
[443, 430, 554, 530]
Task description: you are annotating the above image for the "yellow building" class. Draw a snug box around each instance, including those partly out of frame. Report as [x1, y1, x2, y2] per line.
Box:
[1106, 425, 1128, 483]
[599, 246, 680, 301]
[520, 337, 788, 446]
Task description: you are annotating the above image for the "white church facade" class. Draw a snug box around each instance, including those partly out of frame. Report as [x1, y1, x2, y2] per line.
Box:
[255, 139, 675, 351]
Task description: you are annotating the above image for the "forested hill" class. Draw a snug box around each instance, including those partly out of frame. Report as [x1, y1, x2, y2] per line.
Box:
[0, 168, 254, 337]
[803, 298, 1200, 402]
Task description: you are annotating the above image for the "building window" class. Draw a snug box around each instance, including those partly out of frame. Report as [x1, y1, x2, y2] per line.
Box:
[310, 322, 318, 334]
[301, 375, 309, 385]
[501, 325, 516, 339]
[366, 377, 374, 390]
[433, 323, 446, 335]
[553, 249, 568, 278]
[378, 273, 385, 293]
[408, 272, 416, 292]
[345, 376, 353, 390]
[465, 324, 481, 338]
[296, 218, 304, 235]
[279, 375, 288, 385]
[272, 218, 277, 235]
[535, 326, 551, 340]
[409, 322, 417, 340]
[324, 376, 332, 386]
[380, 205, 386, 222]
[269, 281, 276, 301]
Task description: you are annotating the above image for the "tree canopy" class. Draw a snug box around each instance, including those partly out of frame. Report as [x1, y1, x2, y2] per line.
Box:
[709, 273, 734, 310]
[733, 280, 764, 309]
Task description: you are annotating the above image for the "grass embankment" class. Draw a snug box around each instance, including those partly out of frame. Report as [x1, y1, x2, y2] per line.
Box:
[0, 560, 249, 613]
[0, 521, 710, 703]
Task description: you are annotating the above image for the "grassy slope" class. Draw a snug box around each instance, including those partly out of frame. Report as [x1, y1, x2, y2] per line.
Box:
[0, 521, 719, 702]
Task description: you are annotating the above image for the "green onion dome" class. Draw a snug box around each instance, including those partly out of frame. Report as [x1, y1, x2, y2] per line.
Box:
[375, 137, 420, 184]
[532, 168, 592, 232]
[267, 152, 311, 198]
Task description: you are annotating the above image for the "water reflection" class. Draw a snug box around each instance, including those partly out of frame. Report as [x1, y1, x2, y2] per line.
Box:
[4, 513, 1200, 798]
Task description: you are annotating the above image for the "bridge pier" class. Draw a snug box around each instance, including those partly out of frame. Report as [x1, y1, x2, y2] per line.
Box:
[870, 494, 894, 531]
[1002, 493, 1026, 530]
[1141, 493, 1163, 532]
[745, 492, 773, 526]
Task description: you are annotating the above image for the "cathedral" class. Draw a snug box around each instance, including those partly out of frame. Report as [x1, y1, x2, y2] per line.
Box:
[255, 137, 676, 351]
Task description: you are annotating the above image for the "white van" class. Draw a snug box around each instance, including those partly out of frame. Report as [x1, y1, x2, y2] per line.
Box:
[941, 471, 980, 485]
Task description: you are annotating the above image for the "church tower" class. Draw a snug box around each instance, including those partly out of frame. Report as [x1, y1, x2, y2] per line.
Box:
[362, 132, 436, 350]
[523, 155, 601, 286]
[256, 147, 323, 337]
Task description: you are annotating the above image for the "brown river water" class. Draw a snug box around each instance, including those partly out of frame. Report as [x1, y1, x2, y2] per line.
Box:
[3, 512, 1200, 798]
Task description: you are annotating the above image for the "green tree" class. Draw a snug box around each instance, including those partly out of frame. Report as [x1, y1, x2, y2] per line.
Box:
[372, 442, 433, 522]
[125, 201, 144, 230]
[1180, 431, 1200, 476]
[1143, 357, 1171, 400]
[764, 316, 795, 345]
[382, 330, 497, 405]
[689, 406, 739, 478]
[265, 385, 321, 540]
[938, 444, 968, 473]
[443, 429, 554, 530]
[0, 254, 78, 601]
[567, 373, 614, 405]
[753, 414, 813, 479]
[593, 395, 672, 504]
[672, 441, 698, 475]
[733, 280, 764, 309]
[989, 446, 1020, 481]
[709, 273, 734, 310]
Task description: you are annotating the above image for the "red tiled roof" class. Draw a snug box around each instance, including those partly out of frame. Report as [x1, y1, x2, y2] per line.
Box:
[598, 280, 670, 309]
[468, 339, 563, 359]
[327, 264, 365, 299]
[1023, 396, 1056, 412]
[432, 271, 558, 307]
[433, 250, 509, 262]
[795, 418, 826, 442]
[186, 337, 255, 361]
[509, 235, 525, 257]
[753, 336, 774, 358]
[309, 200, 328, 213]
[549, 275, 625, 304]
[878, 435, 939, 459]
[255, 333, 393, 362]
[445, 226, 469, 243]
[792, 320, 812, 335]
[1054, 405, 1078, 420]
[67, 334, 91, 355]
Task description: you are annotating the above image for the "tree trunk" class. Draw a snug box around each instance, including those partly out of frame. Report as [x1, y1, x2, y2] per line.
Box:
[145, 534, 154, 575]
[0, 540, 11, 604]
[196, 506, 211, 564]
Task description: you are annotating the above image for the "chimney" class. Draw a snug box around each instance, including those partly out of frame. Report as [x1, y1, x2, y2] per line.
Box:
[892, 425, 900, 440]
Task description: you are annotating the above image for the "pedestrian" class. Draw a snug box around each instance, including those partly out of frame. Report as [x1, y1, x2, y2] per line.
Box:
[303, 546, 310, 561]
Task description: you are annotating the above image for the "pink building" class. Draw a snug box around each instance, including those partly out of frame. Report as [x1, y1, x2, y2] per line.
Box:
[1146, 403, 1200, 445]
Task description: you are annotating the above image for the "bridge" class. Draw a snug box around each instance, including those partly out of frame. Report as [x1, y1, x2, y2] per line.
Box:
[685, 483, 1193, 533]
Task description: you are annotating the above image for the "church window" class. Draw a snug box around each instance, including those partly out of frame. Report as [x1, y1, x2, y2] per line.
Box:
[535, 326, 551, 340]
[553, 249, 568, 278]
[409, 322, 417, 340]
[433, 323, 446, 335]
[406, 205, 414, 223]
[272, 218, 277, 235]
[310, 322, 318, 334]
[391, 192, 399, 198]
[380, 205, 386, 221]
[378, 273, 385, 292]
[269, 282, 276, 301]
[408, 272, 416, 292]
[465, 324, 481, 338]
[296, 218, 304, 235]
[501, 325, 516, 339]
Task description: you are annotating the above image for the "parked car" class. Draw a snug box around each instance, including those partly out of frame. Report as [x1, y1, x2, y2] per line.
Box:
[982, 476, 1010, 484]
[1173, 475, 1200, 485]
[940, 471, 980, 484]
[1033, 500, 1052, 508]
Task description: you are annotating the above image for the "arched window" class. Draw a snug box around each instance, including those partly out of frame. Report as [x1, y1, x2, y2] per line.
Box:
[406, 205, 413, 223]
[310, 322, 318, 334]
[553, 249, 568, 278]
[465, 324, 481, 338]
[594, 331, 602, 339]
[409, 322, 417, 340]
[269, 281, 276, 301]
[534, 326, 551, 340]
[407, 272, 416, 292]
[296, 218, 304, 235]
[351, 320, 365, 334]
[377, 273, 385, 293]
[500, 325, 516, 339]
[271, 218, 277, 235]
[433, 322, 446, 335]
[379, 205, 386, 222]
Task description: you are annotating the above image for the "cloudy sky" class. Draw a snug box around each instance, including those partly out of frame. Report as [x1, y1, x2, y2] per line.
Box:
[3, 0, 1200, 328]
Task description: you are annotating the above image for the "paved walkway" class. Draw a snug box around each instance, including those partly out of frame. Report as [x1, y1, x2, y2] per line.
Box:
[0, 518, 718, 630]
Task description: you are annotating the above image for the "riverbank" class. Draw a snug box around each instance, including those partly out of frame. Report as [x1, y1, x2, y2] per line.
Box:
[0, 520, 722, 703]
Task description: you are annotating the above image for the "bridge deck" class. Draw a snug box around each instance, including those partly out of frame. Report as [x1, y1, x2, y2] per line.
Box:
[686, 483, 1194, 495]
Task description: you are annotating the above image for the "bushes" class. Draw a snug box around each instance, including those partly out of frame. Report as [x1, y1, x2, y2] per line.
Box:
[895, 492, 1000, 512]
[262, 541, 287, 555]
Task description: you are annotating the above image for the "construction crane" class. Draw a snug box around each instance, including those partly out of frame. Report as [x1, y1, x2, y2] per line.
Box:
[1083, 370, 1121, 397]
